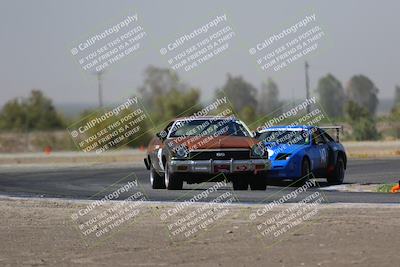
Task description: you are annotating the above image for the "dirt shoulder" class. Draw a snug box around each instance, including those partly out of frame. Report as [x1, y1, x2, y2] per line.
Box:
[0, 197, 399, 267]
[344, 140, 400, 158]
[0, 150, 146, 166]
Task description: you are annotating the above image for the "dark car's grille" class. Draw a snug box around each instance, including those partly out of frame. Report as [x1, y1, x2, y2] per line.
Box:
[189, 150, 250, 160]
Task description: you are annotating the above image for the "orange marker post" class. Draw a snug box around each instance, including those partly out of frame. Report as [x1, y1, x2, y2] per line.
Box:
[391, 181, 400, 193]
[44, 146, 52, 155]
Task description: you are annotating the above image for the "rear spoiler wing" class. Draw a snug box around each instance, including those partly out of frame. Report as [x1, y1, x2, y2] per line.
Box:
[319, 126, 343, 142]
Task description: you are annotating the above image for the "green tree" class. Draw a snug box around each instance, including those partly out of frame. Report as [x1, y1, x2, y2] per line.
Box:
[390, 85, 400, 138]
[0, 99, 27, 130]
[316, 74, 345, 117]
[154, 88, 201, 121]
[392, 85, 400, 111]
[346, 75, 379, 115]
[390, 109, 400, 139]
[351, 118, 380, 141]
[0, 90, 64, 131]
[26, 90, 65, 130]
[138, 66, 202, 123]
[216, 74, 258, 115]
[258, 78, 280, 115]
[345, 101, 380, 140]
[239, 106, 256, 124]
[345, 101, 369, 121]
[139, 66, 180, 114]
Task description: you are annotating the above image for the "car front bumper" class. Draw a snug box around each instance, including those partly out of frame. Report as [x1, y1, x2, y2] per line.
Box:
[170, 158, 271, 174]
[266, 159, 301, 179]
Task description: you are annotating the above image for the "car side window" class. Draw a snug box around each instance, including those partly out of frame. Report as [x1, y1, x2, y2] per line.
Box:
[313, 130, 326, 144]
[235, 123, 250, 137]
[321, 129, 335, 143]
[163, 121, 175, 135]
[304, 131, 311, 144]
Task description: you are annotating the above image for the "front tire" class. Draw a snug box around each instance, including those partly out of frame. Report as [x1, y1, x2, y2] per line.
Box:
[165, 162, 183, 190]
[150, 165, 166, 189]
[296, 158, 312, 186]
[327, 157, 345, 185]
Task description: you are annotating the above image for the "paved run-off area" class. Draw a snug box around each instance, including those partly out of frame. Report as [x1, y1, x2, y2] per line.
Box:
[0, 197, 399, 267]
[1, 158, 399, 203]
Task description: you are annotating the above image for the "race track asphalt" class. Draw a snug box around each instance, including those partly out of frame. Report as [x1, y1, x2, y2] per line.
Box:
[0, 158, 399, 204]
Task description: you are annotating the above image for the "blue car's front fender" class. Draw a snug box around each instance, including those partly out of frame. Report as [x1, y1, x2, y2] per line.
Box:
[267, 152, 305, 180]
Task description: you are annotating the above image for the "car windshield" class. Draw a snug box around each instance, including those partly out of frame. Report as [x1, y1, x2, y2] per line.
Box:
[257, 130, 310, 145]
[169, 119, 250, 138]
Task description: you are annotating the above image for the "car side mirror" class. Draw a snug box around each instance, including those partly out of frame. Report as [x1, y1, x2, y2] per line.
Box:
[156, 132, 166, 140]
[253, 131, 261, 138]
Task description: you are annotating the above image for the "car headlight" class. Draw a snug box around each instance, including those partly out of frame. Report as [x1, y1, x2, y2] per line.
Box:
[174, 145, 189, 158]
[267, 149, 274, 158]
[276, 153, 292, 160]
[251, 144, 268, 158]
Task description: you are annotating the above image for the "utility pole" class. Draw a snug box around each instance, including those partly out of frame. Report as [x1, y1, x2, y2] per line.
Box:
[305, 61, 310, 113]
[97, 71, 104, 108]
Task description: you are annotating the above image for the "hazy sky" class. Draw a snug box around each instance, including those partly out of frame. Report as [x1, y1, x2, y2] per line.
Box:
[0, 0, 399, 106]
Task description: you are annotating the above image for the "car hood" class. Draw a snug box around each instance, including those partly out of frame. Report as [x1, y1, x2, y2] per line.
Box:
[167, 136, 257, 150]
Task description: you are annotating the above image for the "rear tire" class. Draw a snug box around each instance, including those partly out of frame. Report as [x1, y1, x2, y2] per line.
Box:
[165, 162, 183, 190]
[249, 173, 267, 190]
[150, 165, 166, 189]
[231, 175, 249, 190]
[327, 157, 345, 185]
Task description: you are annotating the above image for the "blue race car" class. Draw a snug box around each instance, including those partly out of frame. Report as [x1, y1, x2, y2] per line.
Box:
[255, 125, 347, 184]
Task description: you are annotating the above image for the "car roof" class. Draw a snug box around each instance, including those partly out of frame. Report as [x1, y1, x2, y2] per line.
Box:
[258, 125, 315, 133]
[174, 116, 238, 121]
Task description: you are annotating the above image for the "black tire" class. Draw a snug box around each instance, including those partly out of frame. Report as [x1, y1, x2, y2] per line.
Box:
[327, 157, 345, 185]
[150, 165, 166, 189]
[297, 158, 312, 185]
[250, 179, 266, 190]
[249, 173, 267, 190]
[165, 162, 183, 190]
[231, 175, 249, 190]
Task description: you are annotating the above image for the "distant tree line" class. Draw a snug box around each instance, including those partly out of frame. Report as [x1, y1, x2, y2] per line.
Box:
[1, 66, 399, 142]
[0, 90, 65, 131]
[316, 74, 381, 140]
